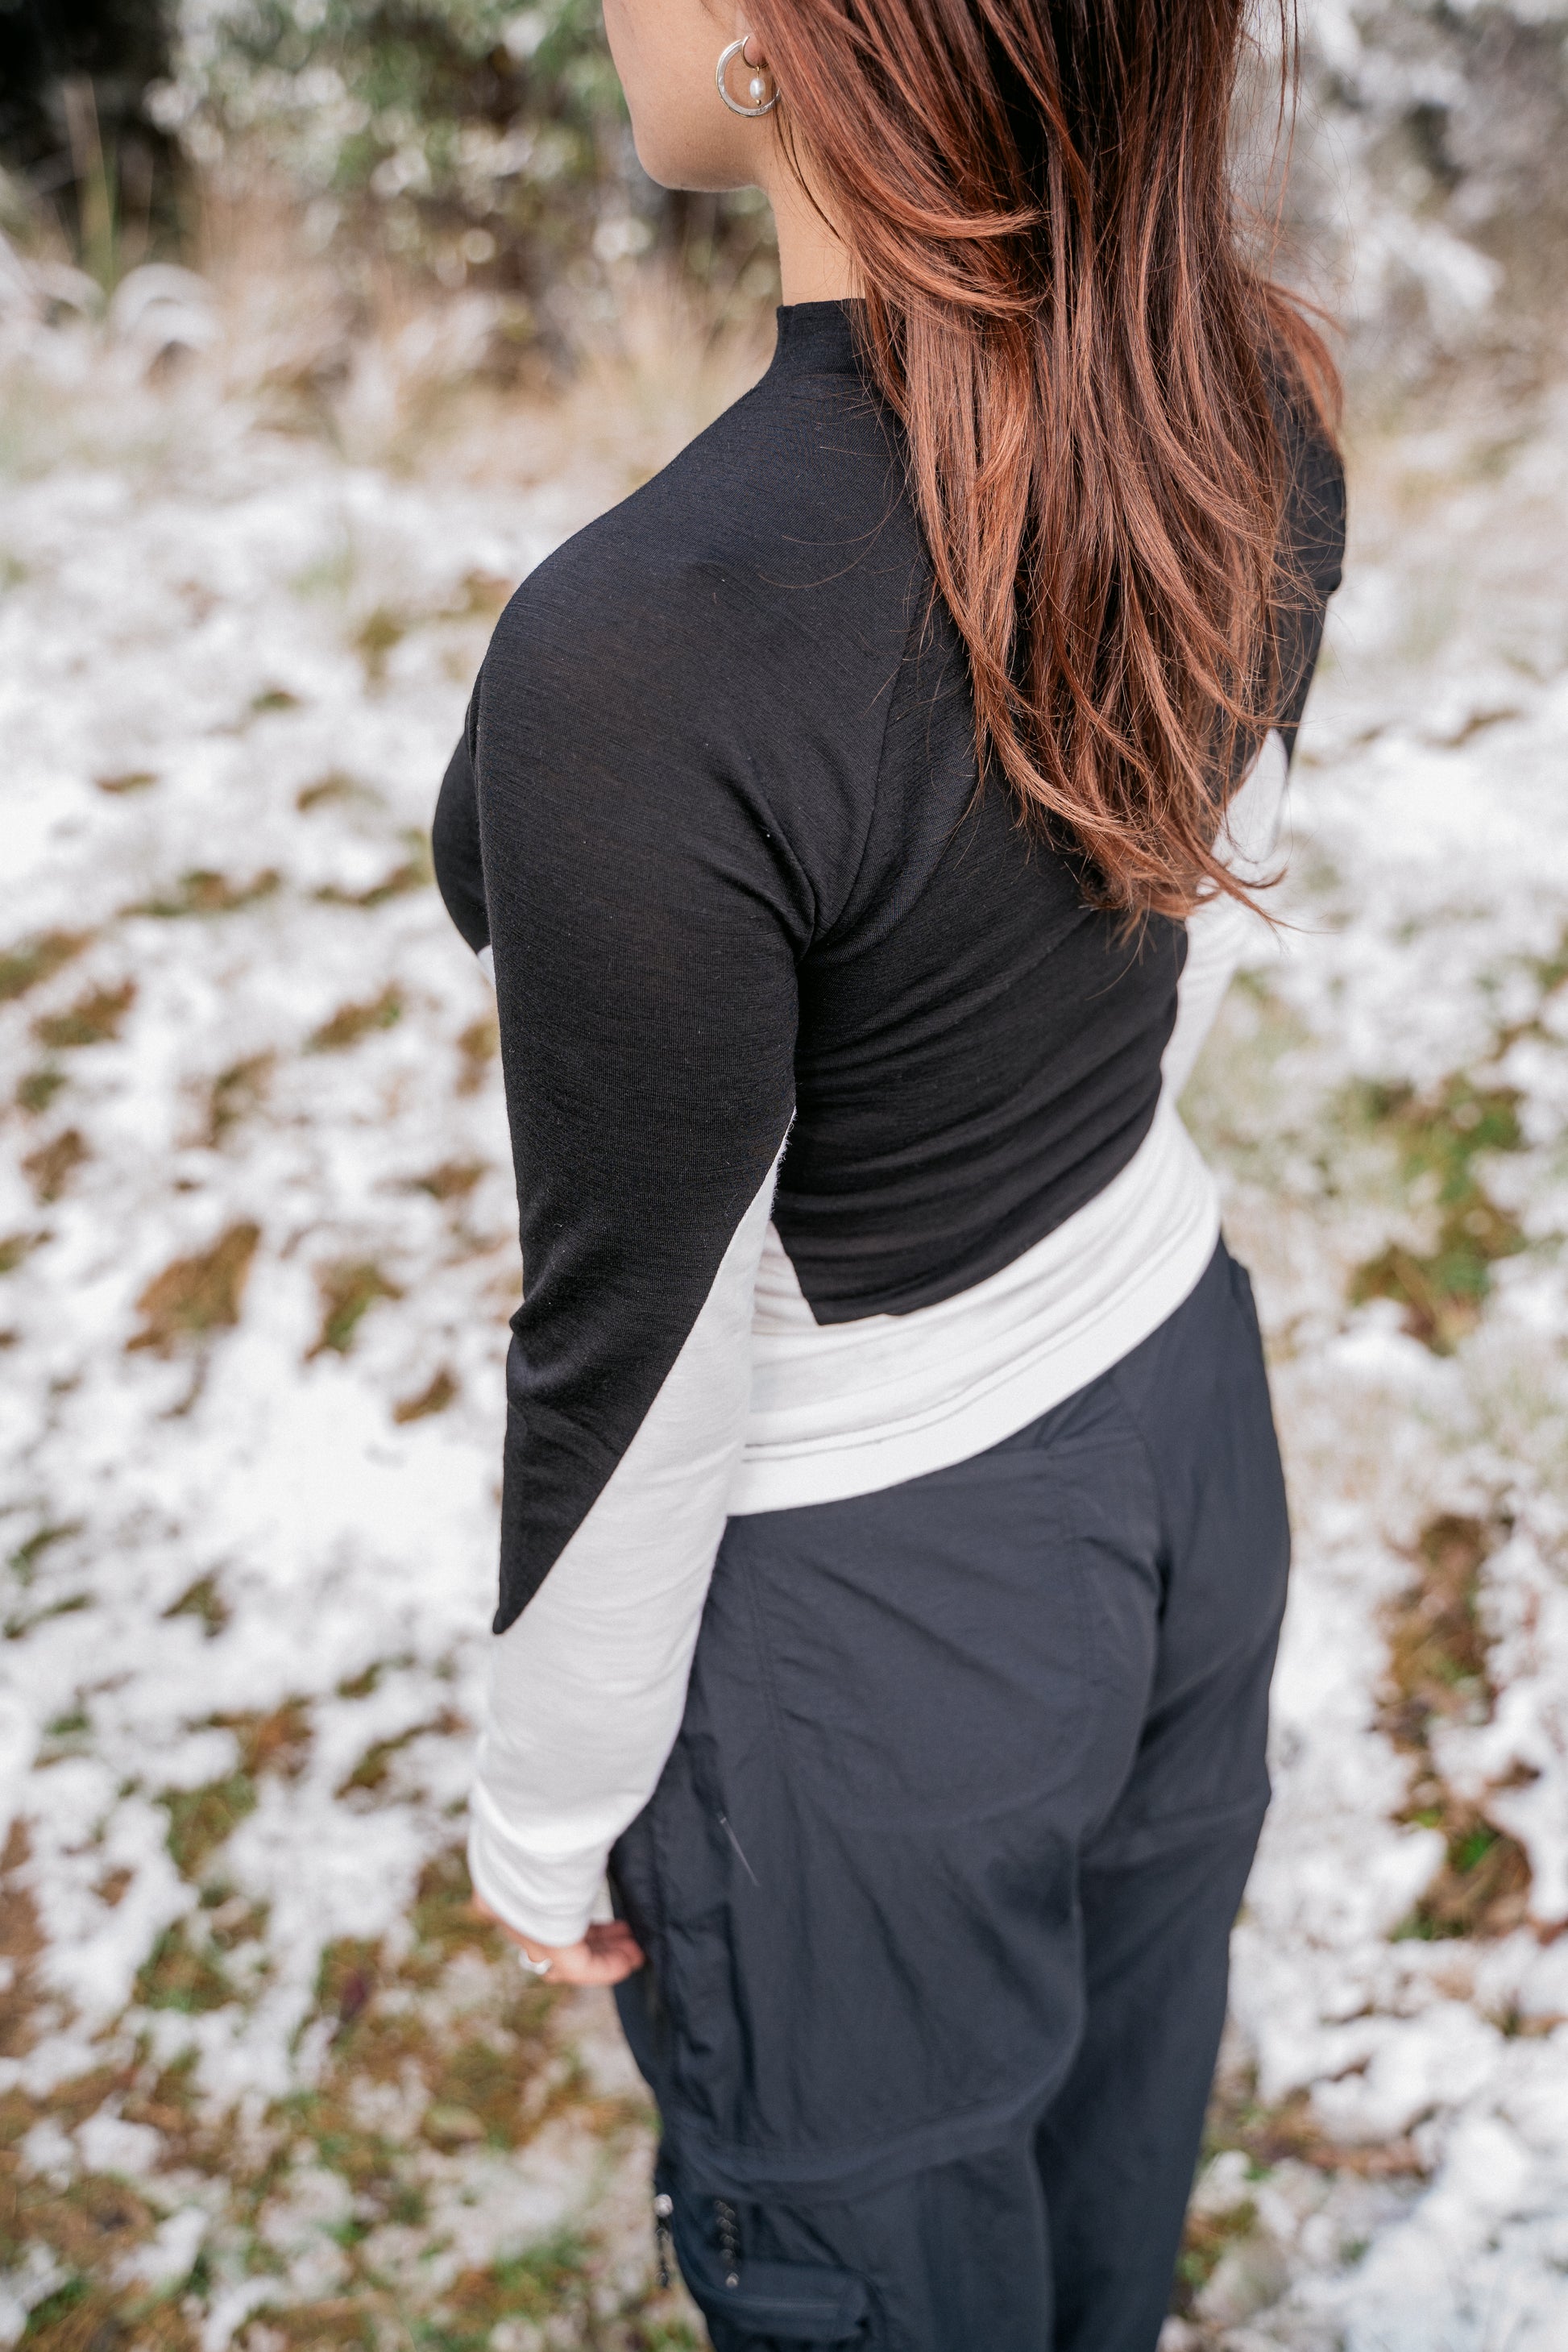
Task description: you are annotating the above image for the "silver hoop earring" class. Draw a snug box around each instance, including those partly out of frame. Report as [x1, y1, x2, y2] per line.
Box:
[716, 35, 778, 118]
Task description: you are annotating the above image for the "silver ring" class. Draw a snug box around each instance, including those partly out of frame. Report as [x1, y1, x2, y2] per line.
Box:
[716, 35, 778, 118]
[516, 1947, 553, 1978]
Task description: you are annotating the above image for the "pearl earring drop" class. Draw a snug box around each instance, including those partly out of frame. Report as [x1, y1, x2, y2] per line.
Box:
[716, 36, 780, 118]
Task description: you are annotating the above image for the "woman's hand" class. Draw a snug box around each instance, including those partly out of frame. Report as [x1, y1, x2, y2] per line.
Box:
[470, 1895, 645, 1986]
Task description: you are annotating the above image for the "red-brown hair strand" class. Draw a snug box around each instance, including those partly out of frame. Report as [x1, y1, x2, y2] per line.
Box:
[749, 0, 1341, 920]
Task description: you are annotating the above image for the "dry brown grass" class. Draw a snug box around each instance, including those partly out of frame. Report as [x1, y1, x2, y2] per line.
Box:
[392, 1366, 458, 1422]
[0, 1827, 46, 2064]
[135, 1914, 253, 2014]
[1172, 2059, 1431, 2325]
[163, 1571, 230, 1639]
[409, 1160, 485, 1202]
[15, 1065, 67, 1115]
[313, 854, 429, 909]
[454, 1014, 497, 1096]
[0, 930, 91, 1006]
[204, 1052, 275, 1145]
[1172, 2197, 1261, 2317]
[309, 1260, 404, 1358]
[155, 1703, 313, 1891]
[1348, 1081, 1526, 1354]
[305, 1848, 580, 2160]
[94, 769, 160, 796]
[306, 989, 403, 1053]
[153, 179, 773, 498]
[128, 1222, 262, 1354]
[296, 773, 375, 814]
[336, 1710, 464, 1802]
[1378, 1512, 1533, 1941]
[1202, 2070, 1428, 2184]
[12, 2246, 201, 2352]
[31, 981, 135, 1051]
[23, 1128, 89, 1203]
[226, 1702, 315, 1782]
[126, 870, 280, 919]
[493, 264, 773, 483]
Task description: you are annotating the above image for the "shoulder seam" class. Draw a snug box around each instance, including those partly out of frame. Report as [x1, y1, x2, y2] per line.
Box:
[817, 543, 931, 942]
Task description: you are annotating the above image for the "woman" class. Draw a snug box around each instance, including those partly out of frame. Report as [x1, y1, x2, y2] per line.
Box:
[433, 2, 1345, 2344]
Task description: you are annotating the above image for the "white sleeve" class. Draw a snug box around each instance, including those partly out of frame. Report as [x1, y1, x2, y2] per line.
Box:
[1163, 729, 1288, 1102]
[466, 1153, 780, 1947]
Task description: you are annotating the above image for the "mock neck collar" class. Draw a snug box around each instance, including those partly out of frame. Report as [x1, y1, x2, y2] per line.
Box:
[770, 298, 863, 375]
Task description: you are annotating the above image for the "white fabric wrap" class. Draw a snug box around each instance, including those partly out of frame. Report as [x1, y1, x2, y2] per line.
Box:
[466, 731, 1288, 1946]
[466, 1149, 782, 1946]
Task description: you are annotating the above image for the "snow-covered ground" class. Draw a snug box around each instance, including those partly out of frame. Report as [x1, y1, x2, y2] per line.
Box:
[3, 251, 1568, 2351]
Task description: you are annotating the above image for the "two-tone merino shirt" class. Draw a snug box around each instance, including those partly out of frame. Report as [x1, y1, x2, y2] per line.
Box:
[433, 299, 1345, 1945]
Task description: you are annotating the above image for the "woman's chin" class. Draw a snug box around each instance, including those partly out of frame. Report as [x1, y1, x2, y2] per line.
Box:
[630, 129, 752, 197]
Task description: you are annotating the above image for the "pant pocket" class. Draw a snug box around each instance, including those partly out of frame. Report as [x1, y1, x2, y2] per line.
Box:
[667, 2184, 870, 2345]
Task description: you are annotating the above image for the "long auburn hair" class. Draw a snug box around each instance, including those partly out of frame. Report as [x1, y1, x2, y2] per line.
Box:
[747, 0, 1339, 920]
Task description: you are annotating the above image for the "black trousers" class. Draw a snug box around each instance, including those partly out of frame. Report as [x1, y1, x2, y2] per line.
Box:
[612, 1241, 1290, 2352]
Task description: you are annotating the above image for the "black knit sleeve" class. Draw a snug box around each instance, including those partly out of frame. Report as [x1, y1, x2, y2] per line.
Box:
[473, 528, 818, 1630]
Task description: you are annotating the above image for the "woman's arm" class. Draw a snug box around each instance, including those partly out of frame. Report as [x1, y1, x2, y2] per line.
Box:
[455, 539, 811, 1960]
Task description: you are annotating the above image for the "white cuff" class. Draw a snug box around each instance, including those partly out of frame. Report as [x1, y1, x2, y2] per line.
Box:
[467, 1786, 604, 1948]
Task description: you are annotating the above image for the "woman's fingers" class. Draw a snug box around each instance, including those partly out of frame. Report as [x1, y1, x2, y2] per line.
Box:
[575, 1920, 647, 1983]
[516, 1920, 645, 1985]
[467, 1896, 646, 1985]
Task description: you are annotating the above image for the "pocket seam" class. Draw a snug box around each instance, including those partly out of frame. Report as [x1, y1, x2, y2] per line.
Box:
[670, 2196, 870, 2342]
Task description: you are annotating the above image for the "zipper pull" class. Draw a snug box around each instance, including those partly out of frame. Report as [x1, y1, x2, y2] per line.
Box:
[652, 2190, 673, 2289]
[715, 2196, 741, 2290]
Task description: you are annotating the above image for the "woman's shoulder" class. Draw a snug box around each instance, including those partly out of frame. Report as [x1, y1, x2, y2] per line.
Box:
[483, 363, 918, 702]
[471, 363, 920, 918]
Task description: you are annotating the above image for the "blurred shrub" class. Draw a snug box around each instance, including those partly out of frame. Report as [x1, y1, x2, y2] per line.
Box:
[1291, 0, 1568, 381]
[153, 0, 775, 316]
[0, 0, 182, 270]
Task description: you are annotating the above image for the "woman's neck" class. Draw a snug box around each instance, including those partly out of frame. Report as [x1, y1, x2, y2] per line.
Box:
[762, 148, 858, 305]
